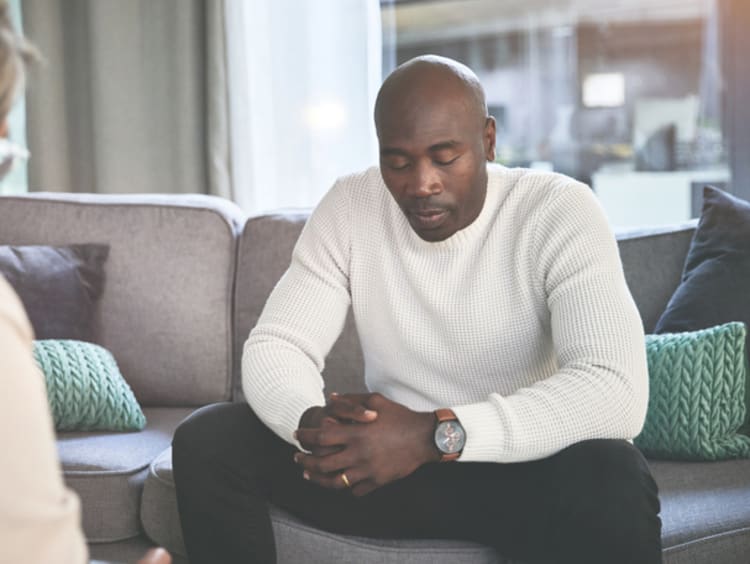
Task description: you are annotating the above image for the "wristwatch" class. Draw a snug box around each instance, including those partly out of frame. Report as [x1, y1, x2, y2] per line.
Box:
[433, 408, 466, 461]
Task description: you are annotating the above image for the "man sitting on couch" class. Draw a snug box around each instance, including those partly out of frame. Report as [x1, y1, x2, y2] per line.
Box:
[173, 55, 662, 564]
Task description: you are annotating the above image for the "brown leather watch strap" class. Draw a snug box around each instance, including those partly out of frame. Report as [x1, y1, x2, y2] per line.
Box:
[435, 407, 458, 423]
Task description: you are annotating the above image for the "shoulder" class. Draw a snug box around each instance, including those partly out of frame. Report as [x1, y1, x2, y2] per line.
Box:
[502, 167, 590, 204]
[327, 166, 385, 197]
[500, 167, 602, 222]
[314, 166, 387, 214]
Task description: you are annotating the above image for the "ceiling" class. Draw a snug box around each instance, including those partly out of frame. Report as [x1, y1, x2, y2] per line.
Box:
[386, 0, 710, 46]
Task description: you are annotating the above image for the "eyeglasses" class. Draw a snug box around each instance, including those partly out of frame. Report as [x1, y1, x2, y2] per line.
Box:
[0, 137, 29, 180]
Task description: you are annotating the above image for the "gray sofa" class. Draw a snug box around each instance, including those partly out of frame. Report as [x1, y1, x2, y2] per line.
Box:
[0, 191, 748, 564]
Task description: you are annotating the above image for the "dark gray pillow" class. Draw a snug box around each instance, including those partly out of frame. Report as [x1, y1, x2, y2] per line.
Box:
[654, 185, 750, 431]
[0, 244, 109, 341]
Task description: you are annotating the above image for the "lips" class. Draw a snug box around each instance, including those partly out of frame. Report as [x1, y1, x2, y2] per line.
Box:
[408, 208, 449, 230]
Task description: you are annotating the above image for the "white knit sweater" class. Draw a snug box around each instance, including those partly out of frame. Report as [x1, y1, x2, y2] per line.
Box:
[243, 164, 648, 463]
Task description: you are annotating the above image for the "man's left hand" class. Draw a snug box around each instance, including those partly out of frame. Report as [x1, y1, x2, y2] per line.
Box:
[294, 393, 439, 496]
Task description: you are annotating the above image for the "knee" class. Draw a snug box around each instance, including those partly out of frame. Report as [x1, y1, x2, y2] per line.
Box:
[172, 402, 256, 462]
[556, 439, 661, 529]
[550, 440, 662, 561]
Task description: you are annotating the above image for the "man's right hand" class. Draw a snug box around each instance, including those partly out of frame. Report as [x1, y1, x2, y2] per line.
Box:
[297, 393, 378, 455]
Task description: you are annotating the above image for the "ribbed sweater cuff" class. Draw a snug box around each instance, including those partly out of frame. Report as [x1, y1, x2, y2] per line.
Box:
[452, 401, 506, 462]
[245, 376, 324, 450]
[279, 393, 321, 450]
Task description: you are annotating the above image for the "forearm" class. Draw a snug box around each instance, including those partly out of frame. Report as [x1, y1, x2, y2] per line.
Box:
[242, 340, 326, 447]
[243, 176, 354, 445]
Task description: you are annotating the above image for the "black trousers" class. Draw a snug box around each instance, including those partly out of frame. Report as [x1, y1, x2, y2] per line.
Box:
[172, 402, 662, 564]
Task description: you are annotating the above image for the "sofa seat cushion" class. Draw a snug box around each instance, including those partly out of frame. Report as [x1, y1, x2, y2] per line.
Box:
[143, 447, 505, 563]
[144, 446, 750, 563]
[58, 407, 194, 543]
[652, 458, 750, 563]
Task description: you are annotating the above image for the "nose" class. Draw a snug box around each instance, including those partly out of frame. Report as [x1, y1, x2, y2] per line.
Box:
[407, 160, 442, 199]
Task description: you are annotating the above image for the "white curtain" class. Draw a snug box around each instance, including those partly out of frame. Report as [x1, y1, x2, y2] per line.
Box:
[225, 0, 382, 214]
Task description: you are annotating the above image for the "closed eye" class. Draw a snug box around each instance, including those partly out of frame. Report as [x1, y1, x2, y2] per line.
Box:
[387, 161, 410, 171]
[383, 156, 410, 171]
[435, 155, 460, 166]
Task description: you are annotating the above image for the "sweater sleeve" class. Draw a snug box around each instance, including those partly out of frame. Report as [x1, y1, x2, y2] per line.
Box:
[452, 179, 649, 463]
[242, 180, 352, 447]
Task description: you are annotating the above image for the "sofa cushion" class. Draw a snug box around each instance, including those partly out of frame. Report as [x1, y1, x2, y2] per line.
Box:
[141, 447, 186, 555]
[144, 445, 750, 564]
[234, 211, 366, 401]
[142, 447, 504, 563]
[652, 458, 750, 563]
[655, 187, 750, 409]
[616, 223, 696, 333]
[635, 323, 750, 461]
[0, 243, 108, 341]
[34, 339, 146, 432]
[58, 406, 194, 543]
[0, 193, 244, 406]
[655, 187, 750, 334]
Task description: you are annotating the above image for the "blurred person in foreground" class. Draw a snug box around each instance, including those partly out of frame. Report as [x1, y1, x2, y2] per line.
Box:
[0, 3, 169, 563]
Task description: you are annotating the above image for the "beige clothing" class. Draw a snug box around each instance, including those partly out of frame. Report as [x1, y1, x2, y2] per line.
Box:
[0, 276, 87, 564]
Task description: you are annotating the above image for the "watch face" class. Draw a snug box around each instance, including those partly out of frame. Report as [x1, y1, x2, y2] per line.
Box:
[434, 420, 466, 454]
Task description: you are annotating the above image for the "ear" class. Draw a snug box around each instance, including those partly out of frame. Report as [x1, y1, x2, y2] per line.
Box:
[483, 116, 496, 162]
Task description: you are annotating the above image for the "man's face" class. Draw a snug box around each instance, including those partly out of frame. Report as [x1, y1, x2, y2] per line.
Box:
[376, 86, 495, 242]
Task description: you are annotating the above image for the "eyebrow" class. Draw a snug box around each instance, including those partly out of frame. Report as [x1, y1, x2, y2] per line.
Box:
[428, 140, 461, 152]
[380, 140, 461, 157]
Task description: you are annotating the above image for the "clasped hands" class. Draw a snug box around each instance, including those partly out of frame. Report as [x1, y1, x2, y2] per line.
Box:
[293, 392, 439, 496]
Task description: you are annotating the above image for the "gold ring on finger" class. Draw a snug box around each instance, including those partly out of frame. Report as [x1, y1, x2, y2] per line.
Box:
[341, 472, 351, 488]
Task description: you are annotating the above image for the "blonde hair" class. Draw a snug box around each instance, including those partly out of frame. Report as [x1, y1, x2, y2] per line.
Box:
[0, 0, 37, 121]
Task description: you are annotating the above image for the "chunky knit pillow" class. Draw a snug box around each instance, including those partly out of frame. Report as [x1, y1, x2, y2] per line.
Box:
[32, 340, 146, 432]
[635, 322, 750, 460]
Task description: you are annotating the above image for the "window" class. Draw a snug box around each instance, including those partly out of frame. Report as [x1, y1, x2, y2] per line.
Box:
[0, 0, 28, 195]
[381, 0, 727, 230]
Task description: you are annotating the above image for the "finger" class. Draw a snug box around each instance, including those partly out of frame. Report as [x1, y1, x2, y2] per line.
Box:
[295, 418, 339, 451]
[310, 445, 342, 457]
[303, 466, 369, 491]
[136, 547, 172, 564]
[351, 479, 378, 497]
[331, 392, 381, 406]
[326, 396, 377, 423]
[295, 426, 348, 449]
[294, 450, 357, 475]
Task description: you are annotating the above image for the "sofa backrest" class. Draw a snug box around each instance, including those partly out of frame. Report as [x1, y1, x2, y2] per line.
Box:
[0, 193, 244, 406]
[233, 211, 697, 399]
[616, 222, 695, 332]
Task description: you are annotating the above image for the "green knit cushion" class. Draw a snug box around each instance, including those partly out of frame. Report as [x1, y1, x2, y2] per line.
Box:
[635, 322, 750, 460]
[32, 339, 146, 432]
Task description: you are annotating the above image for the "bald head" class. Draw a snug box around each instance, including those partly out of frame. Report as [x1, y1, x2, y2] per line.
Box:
[374, 55, 496, 242]
[374, 55, 488, 137]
